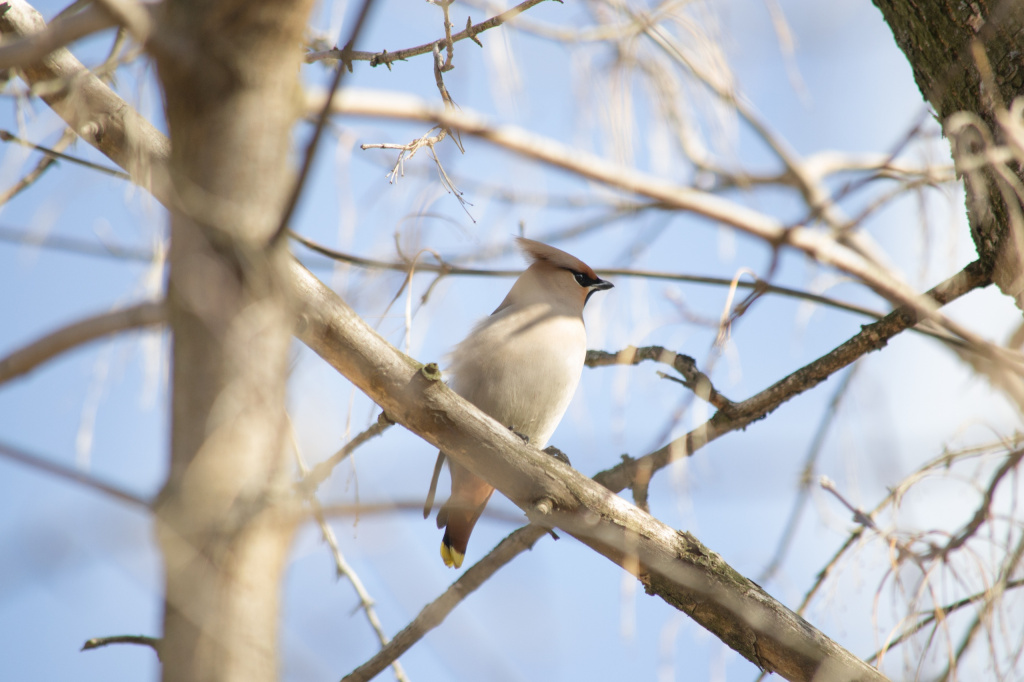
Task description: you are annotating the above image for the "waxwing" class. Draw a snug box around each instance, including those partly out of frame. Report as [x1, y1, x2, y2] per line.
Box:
[424, 238, 613, 568]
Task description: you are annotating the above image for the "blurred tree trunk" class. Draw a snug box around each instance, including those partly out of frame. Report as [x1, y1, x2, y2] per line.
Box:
[873, 0, 1024, 307]
[149, 2, 313, 682]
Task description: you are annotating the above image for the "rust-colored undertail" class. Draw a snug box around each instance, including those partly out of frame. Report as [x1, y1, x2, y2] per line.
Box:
[436, 459, 494, 568]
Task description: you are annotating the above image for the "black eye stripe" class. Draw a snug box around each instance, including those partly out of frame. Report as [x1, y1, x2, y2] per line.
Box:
[572, 271, 598, 287]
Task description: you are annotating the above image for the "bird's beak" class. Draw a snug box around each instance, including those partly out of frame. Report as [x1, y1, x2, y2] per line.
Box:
[591, 278, 614, 291]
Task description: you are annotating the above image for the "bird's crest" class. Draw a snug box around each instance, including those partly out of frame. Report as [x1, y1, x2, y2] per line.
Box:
[516, 237, 599, 279]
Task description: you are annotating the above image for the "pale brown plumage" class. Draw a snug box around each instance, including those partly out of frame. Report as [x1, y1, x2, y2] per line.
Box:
[427, 238, 613, 568]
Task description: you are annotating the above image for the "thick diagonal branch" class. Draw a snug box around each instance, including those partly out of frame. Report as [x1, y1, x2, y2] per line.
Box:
[291, 260, 886, 682]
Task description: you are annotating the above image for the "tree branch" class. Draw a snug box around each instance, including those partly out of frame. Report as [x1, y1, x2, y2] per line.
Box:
[324, 88, 1020, 382]
[0, 0, 171, 202]
[291, 424, 409, 682]
[585, 345, 734, 411]
[0, 439, 149, 507]
[342, 524, 548, 682]
[304, 0, 551, 67]
[82, 634, 161, 658]
[291, 231, 947, 330]
[291, 258, 887, 682]
[591, 259, 991, 495]
[0, 0, 116, 70]
[0, 300, 165, 385]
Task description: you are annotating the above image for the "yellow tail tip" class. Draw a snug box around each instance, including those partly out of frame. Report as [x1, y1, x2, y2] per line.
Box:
[440, 543, 464, 569]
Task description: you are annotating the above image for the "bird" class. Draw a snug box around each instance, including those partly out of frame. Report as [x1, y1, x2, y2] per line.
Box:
[424, 237, 613, 569]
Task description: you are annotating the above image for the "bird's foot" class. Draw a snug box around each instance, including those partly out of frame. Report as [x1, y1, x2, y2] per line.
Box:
[543, 445, 571, 466]
[509, 426, 530, 444]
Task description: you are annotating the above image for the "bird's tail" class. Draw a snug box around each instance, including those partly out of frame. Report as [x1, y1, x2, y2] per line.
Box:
[436, 461, 494, 569]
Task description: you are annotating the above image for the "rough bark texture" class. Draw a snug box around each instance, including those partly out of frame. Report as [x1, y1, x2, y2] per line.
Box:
[873, 0, 1024, 305]
[149, 2, 313, 682]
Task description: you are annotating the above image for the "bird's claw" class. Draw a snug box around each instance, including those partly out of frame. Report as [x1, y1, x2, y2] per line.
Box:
[543, 445, 571, 466]
[509, 426, 530, 444]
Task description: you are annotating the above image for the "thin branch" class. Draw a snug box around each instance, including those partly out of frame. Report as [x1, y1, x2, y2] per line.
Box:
[341, 525, 548, 682]
[0, 222, 959, 345]
[0, 128, 131, 179]
[867, 578, 1024, 664]
[82, 634, 161, 658]
[289, 231, 926, 326]
[305, 0, 551, 67]
[585, 345, 734, 411]
[297, 413, 393, 495]
[291, 423, 409, 682]
[0, 127, 74, 205]
[270, 0, 377, 246]
[758, 364, 859, 583]
[0, 300, 165, 384]
[2, 224, 896, 328]
[0, 225, 220, 262]
[591, 260, 991, 495]
[0, 439, 149, 507]
[935, 448, 1024, 558]
[796, 437, 1024, 619]
[325, 89, 1016, 374]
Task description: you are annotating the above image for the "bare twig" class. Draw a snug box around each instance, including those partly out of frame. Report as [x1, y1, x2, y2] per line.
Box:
[796, 437, 1024, 618]
[591, 260, 991, 495]
[0, 300, 166, 384]
[431, 0, 455, 71]
[0, 439, 149, 507]
[0, 127, 75, 204]
[819, 476, 880, 531]
[82, 634, 161, 658]
[305, 0, 551, 67]
[341, 524, 548, 682]
[758, 365, 859, 583]
[933, 447, 1024, 558]
[291, 422, 409, 682]
[289, 232, 939, 327]
[270, 0, 377, 246]
[298, 414, 394, 494]
[585, 345, 733, 411]
[0, 129, 131, 179]
[868, 578, 1024, 664]
[0, 226, 158, 261]
[1, 226, 931, 332]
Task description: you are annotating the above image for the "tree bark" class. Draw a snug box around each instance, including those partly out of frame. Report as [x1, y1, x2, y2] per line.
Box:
[873, 0, 1024, 306]
[147, 2, 313, 682]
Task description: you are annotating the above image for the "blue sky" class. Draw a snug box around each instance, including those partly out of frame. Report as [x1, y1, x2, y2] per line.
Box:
[1, 0, 1021, 680]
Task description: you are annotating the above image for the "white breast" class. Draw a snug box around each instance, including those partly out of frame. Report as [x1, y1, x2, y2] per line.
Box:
[447, 303, 586, 448]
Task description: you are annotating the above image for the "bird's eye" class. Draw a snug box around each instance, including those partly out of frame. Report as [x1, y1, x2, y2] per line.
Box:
[573, 272, 592, 287]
